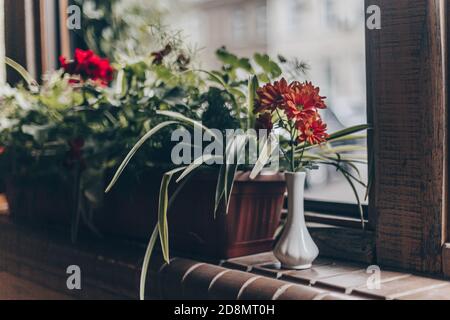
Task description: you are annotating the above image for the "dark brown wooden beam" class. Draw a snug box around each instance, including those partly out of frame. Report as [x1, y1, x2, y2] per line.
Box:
[366, 0, 447, 274]
[4, 0, 27, 84]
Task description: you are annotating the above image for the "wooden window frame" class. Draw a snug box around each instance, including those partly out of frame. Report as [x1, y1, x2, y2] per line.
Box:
[4, 0, 70, 83]
[366, 0, 447, 275]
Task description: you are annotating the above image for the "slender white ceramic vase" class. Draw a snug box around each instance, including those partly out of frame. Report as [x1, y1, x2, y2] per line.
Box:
[274, 172, 319, 270]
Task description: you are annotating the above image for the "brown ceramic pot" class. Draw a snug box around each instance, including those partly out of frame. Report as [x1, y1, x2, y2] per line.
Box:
[6, 169, 286, 259]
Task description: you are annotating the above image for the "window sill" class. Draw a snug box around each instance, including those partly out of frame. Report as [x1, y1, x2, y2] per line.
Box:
[307, 222, 375, 265]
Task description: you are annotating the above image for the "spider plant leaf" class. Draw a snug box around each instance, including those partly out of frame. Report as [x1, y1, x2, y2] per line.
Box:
[158, 167, 187, 264]
[320, 145, 367, 154]
[193, 69, 228, 88]
[224, 164, 239, 215]
[250, 134, 278, 179]
[139, 225, 159, 301]
[139, 171, 192, 301]
[224, 135, 245, 192]
[327, 124, 369, 141]
[223, 134, 248, 213]
[323, 160, 367, 188]
[156, 110, 222, 143]
[176, 154, 223, 183]
[5, 57, 38, 88]
[297, 125, 369, 153]
[214, 164, 227, 218]
[340, 170, 365, 229]
[326, 134, 367, 144]
[365, 150, 375, 202]
[247, 75, 258, 130]
[105, 121, 179, 193]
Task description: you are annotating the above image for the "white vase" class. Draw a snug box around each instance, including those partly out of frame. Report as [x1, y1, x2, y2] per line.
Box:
[274, 172, 319, 270]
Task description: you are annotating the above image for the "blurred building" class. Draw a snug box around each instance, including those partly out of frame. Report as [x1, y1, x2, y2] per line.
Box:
[167, 0, 366, 128]
[167, 0, 368, 202]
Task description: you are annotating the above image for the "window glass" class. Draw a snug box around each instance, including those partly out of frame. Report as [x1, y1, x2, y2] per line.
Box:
[165, 0, 367, 205]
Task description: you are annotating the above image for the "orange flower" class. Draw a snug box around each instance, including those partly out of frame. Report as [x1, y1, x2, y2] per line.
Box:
[297, 115, 328, 145]
[255, 78, 289, 113]
[283, 81, 326, 121]
[254, 79, 328, 146]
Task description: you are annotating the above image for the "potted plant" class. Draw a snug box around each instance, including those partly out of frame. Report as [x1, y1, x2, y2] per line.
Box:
[105, 51, 368, 298]
[0, 41, 201, 241]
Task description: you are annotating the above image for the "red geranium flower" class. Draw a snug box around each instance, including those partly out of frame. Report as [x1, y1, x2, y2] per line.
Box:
[60, 49, 114, 86]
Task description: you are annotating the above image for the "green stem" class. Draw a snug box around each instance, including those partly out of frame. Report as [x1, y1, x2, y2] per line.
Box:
[291, 143, 295, 172]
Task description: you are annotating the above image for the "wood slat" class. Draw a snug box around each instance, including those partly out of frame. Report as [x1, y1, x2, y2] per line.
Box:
[366, 0, 447, 273]
[0, 272, 71, 300]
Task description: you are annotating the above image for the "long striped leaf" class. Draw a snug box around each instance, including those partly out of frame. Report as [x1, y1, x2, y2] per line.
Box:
[139, 225, 159, 300]
[158, 167, 187, 264]
[5, 57, 38, 88]
[156, 110, 222, 144]
[250, 134, 278, 179]
[247, 75, 258, 130]
[105, 121, 179, 193]
[140, 172, 192, 300]
[176, 154, 223, 183]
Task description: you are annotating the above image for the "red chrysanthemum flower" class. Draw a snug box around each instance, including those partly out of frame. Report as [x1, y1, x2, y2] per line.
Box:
[255, 78, 290, 113]
[297, 115, 329, 145]
[254, 79, 328, 146]
[283, 81, 326, 121]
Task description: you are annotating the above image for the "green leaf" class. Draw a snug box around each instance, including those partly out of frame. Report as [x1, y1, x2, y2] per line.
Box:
[247, 75, 258, 130]
[139, 225, 159, 301]
[158, 167, 187, 264]
[254, 53, 282, 79]
[340, 169, 365, 229]
[156, 110, 222, 144]
[139, 173, 192, 300]
[195, 69, 228, 88]
[176, 154, 223, 183]
[214, 135, 248, 217]
[297, 125, 369, 153]
[105, 121, 179, 193]
[5, 57, 38, 88]
[326, 124, 369, 142]
[216, 47, 253, 72]
[214, 164, 227, 217]
[250, 134, 278, 179]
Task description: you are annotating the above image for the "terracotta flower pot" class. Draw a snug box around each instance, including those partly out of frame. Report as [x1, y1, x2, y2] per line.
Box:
[169, 170, 286, 259]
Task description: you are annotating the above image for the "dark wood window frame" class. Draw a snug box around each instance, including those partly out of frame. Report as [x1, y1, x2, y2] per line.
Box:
[4, 0, 70, 83]
[366, 0, 447, 276]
